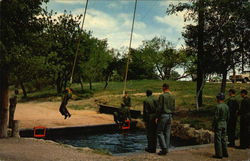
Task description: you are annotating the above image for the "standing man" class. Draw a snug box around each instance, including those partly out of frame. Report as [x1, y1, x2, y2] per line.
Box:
[59, 88, 72, 119]
[212, 93, 229, 159]
[8, 89, 18, 128]
[238, 89, 250, 149]
[122, 91, 131, 108]
[156, 83, 175, 155]
[226, 89, 239, 147]
[143, 90, 158, 153]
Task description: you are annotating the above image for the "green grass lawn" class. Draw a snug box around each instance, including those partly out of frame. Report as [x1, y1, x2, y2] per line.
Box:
[19, 80, 249, 130]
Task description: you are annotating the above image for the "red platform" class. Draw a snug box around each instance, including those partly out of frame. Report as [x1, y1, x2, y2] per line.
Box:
[34, 126, 46, 137]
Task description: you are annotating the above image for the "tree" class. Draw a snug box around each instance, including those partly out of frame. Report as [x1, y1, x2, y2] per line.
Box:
[79, 38, 112, 90]
[140, 37, 185, 80]
[126, 48, 157, 80]
[167, 0, 250, 108]
[0, 0, 47, 137]
[41, 10, 86, 93]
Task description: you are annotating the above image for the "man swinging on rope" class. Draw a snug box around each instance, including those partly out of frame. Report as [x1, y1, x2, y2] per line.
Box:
[59, 88, 72, 119]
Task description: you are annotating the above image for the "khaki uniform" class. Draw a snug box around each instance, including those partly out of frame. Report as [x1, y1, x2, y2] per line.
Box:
[59, 92, 72, 118]
[143, 95, 158, 151]
[226, 96, 239, 146]
[213, 102, 229, 157]
[9, 95, 17, 128]
[122, 96, 131, 107]
[156, 92, 175, 152]
[113, 105, 131, 125]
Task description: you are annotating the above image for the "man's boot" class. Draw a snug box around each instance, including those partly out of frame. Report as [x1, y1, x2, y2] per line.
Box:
[158, 148, 167, 155]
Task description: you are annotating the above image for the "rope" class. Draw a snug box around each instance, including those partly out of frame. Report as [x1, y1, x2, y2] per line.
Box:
[69, 0, 89, 86]
[123, 0, 138, 94]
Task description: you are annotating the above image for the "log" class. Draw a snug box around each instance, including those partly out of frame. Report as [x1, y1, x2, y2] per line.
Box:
[99, 104, 141, 119]
[12, 120, 20, 138]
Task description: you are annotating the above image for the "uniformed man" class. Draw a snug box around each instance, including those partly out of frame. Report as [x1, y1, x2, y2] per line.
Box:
[113, 103, 131, 127]
[59, 88, 72, 119]
[122, 91, 131, 108]
[8, 89, 18, 128]
[156, 83, 175, 155]
[238, 89, 250, 149]
[143, 90, 158, 153]
[212, 93, 229, 159]
[226, 89, 239, 147]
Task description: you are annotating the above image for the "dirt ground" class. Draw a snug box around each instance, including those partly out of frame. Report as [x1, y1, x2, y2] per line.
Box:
[0, 138, 249, 161]
[1, 100, 248, 161]
[15, 100, 114, 129]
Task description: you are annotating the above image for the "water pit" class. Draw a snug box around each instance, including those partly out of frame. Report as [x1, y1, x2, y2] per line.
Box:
[48, 130, 197, 155]
[20, 123, 199, 155]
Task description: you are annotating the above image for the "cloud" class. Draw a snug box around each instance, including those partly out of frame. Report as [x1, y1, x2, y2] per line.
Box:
[118, 13, 146, 30]
[55, 0, 86, 4]
[154, 11, 191, 32]
[73, 9, 118, 31]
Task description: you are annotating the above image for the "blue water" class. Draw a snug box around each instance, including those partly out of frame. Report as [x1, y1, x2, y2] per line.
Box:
[51, 130, 195, 155]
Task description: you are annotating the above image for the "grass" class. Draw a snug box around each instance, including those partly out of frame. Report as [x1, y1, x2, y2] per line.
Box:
[18, 80, 250, 130]
[93, 148, 111, 155]
[68, 104, 96, 110]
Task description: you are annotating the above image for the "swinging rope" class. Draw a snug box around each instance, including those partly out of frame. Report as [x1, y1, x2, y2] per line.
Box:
[69, 0, 89, 86]
[123, 0, 138, 94]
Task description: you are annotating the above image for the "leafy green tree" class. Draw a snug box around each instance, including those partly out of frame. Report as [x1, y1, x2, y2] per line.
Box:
[79, 38, 112, 90]
[167, 0, 250, 107]
[140, 37, 185, 80]
[40, 10, 85, 93]
[0, 0, 47, 137]
[127, 48, 157, 80]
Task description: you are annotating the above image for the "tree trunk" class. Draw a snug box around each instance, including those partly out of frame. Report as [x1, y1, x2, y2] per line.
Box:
[165, 69, 171, 80]
[11, 120, 20, 138]
[80, 77, 84, 91]
[19, 81, 27, 98]
[0, 70, 9, 138]
[196, 0, 205, 108]
[220, 70, 227, 93]
[89, 79, 92, 90]
[196, 74, 205, 110]
[56, 74, 63, 94]
[232, 66, 236, 83]
[104, 74, 111, 90]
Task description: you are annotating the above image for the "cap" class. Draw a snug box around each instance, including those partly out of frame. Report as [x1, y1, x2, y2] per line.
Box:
[216, 93, 225, 100]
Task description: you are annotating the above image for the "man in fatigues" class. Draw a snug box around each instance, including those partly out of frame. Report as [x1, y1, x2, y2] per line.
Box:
[113, 104, 131, 125]
[143, 90, 158, 153]
[122, 91, 131, 108]
[238, 89, 250, 149]
[59, 88, 72, 119]
[226, 89, 239, 147]
[156, 83, 175, 155]
[8, 89, 18, 128]
[113, 91, 131, 126]
[212, 93, 229, 159]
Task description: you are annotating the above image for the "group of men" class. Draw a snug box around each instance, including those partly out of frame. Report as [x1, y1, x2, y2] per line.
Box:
[114, 84, 250, 158]
[143, 83, 175, 155]
[212, 89, 250, 159]
[114, 83, 175, 155]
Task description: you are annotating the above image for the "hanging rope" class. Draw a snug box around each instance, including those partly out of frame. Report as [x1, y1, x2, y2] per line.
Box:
[123, 0, 138, 94]
[69, 0, 89, 86]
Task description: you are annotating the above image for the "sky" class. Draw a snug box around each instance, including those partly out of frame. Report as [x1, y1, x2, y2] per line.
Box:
[44, 0, 192, 51]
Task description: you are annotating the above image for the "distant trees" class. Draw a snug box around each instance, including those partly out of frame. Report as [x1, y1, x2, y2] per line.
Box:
[127, 37, 190, 80]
